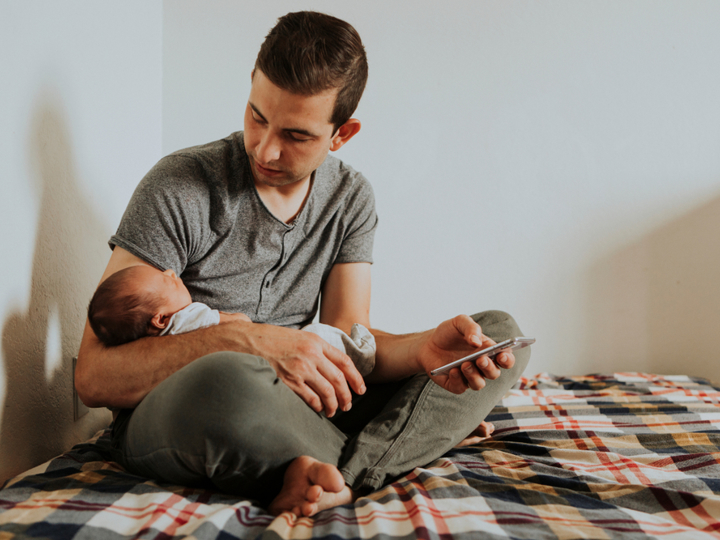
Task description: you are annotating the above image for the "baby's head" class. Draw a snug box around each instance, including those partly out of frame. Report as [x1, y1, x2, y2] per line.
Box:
[88, 265, 192, 346]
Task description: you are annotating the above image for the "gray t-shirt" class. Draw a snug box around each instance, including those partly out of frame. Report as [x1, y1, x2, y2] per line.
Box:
[110, 131, 377, 328]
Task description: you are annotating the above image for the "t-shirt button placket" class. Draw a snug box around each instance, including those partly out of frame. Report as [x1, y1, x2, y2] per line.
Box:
[258, 275, 272, 319]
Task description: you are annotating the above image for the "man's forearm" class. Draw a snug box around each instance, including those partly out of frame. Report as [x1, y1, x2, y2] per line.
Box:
[76, 320, 255, 409]
[366, 328, 431, 383]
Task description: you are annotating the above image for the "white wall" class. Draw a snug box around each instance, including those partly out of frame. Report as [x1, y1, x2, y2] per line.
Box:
[164, 1, 720, 380]
[0, 1, 162, 482]
[2, 0, 719, 483]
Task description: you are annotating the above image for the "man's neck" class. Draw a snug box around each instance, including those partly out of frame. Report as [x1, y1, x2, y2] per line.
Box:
[254, 175, 313, 224]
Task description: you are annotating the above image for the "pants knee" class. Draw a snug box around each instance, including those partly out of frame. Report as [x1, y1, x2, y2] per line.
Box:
[151, 352, 280, 447]
[173, 352, 274, 402]
[471, 310, 518, 335]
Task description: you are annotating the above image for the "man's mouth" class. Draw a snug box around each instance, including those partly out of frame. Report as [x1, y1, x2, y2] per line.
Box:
[254, 160, 283, 176]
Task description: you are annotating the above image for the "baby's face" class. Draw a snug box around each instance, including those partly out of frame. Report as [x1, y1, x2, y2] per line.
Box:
[130, 265, 193, 315]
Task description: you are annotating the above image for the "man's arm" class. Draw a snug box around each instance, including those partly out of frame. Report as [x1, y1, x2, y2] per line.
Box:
[75, 247, 365, 414]
[319, 262, 371, 332]
[368, 316, 515, 393]
[318, 263, 514, 393]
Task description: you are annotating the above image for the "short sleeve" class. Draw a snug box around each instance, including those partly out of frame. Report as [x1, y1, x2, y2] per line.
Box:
[335, 176, 378, 264]
[110, 156, 212, 274]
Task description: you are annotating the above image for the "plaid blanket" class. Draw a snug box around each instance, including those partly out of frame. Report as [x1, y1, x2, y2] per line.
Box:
[2, 372, 720, 539]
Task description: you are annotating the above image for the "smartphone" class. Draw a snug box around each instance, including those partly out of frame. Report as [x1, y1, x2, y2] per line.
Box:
[430, 337, 535, 377]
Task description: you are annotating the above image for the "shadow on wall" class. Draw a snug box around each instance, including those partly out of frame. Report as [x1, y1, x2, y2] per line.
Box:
[0, 89, 112, 483]
[581, 193, 720, 382]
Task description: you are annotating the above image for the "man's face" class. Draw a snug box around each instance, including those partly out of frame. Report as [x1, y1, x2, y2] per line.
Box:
[244, 69, 339, 188]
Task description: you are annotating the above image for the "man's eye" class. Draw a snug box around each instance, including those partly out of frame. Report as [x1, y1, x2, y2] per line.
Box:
[251, 112, 265, 124]
[288, 133, 310, 142]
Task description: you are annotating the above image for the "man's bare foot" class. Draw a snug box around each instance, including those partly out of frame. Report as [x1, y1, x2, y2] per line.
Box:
[269, 456, 356, 517]
[456, 421, 495, 447]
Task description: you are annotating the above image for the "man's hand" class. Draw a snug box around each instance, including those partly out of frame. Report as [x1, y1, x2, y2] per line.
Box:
[231, 320, 366, 417]
[219, 312, 251, 323]
[417, 314, 515, 394]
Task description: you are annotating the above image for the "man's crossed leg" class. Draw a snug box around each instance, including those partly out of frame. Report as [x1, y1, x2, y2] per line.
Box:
[113, 310, 530, 515]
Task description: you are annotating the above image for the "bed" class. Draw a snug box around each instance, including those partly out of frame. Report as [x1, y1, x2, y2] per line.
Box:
[2, 372, 720, 539]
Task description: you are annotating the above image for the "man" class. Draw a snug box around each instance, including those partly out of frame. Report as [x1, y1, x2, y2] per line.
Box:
[76, 11, 530, 517]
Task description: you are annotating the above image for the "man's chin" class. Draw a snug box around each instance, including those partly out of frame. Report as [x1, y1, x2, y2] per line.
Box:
[254, 172, 296, 188]
[252, 166, 305, 188]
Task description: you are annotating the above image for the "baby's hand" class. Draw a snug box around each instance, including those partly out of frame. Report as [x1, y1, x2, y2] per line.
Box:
[219, 312, 252, 323]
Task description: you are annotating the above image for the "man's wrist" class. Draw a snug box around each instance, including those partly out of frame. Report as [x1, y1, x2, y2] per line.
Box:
[408, 330, 432, 374]
[370, 328, 429, 379]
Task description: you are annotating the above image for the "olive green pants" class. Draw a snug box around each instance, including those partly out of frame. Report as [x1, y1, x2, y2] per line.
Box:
[113, 310, 530, 503]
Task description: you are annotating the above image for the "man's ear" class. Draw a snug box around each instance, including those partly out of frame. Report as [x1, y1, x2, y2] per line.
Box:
[330, 119, 361, 152]
[150, 312, 172, 330]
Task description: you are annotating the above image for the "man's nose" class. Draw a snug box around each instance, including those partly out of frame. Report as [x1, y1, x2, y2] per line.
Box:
[163, 269, 177, 278]
[256, 131, 281, 164]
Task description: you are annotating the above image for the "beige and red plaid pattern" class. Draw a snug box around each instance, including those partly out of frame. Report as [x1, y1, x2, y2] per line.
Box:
[2, 372, 720, 539]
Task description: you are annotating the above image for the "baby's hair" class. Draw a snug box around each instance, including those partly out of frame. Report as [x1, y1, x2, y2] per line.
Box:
[88, 266, 164, 346]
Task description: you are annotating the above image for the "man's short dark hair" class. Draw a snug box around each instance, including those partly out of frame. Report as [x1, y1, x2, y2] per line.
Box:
[88, 267, 161, 347]
[255, 11, 368, 131]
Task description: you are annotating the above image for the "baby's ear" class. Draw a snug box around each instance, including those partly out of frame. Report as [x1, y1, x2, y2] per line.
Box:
[150, 312, 171, 330]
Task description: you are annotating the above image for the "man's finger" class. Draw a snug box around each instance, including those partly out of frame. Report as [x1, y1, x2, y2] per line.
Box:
[307, 362, 344, 418]
[475, 355, 501, 380]
[316, 362, 354, 413]
[322, 342, 366, 396]
[292, 382, 324, 413]
[495, 350, 515, 369]
[461, 362, 487, 390]
[444, 368, 469, 395]
[453, 314, 492, 349]
[432, 367, 477, 394]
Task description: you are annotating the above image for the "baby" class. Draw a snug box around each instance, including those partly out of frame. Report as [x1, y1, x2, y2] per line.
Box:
[87, 265, 376, 376]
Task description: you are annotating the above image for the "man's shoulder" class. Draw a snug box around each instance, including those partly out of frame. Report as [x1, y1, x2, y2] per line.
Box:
[310, 155, 376, 229]
[167, 131, 244, 161]
[159, 132, 246, 174]
[316, 154, 373, 197]
[142, 131, 250, 196]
